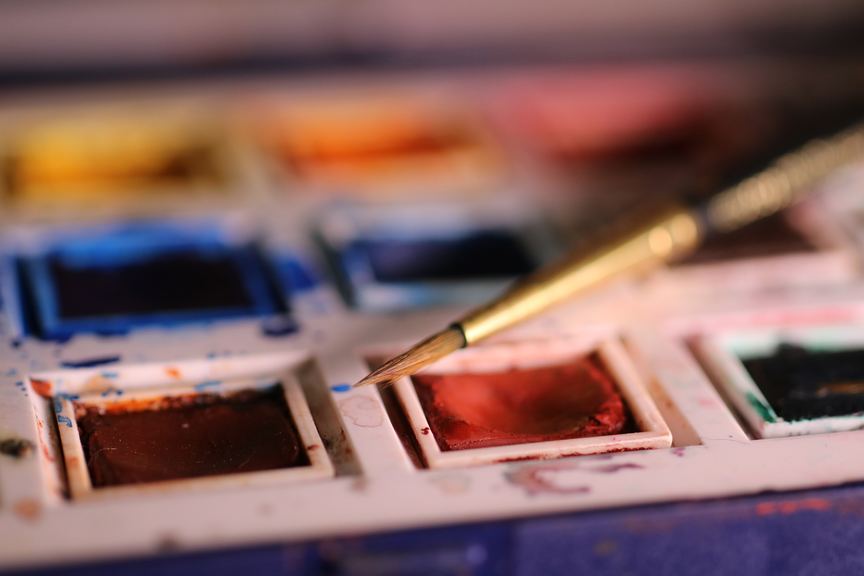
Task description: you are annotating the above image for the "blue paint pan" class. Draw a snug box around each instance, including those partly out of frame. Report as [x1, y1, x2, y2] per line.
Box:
[15, 221, 287, 340]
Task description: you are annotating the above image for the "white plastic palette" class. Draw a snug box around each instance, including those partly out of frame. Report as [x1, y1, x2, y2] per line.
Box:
[394, 337, 671, 468]
[2, 73, 864, 572]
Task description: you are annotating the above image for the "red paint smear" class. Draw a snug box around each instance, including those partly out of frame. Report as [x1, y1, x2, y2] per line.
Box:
[13, 499, 42, 522]
[495, 445, 648, 464]
[413, 354, 628, 451]
[40, 440, 55, 463]
[32, 414, 56, 463]
[420, 427, 430, 435]
[30, 379, 53, 397]
[505, 465, 591, 496]
[164, 367, 182, 380]
[755, 498, 831, 517]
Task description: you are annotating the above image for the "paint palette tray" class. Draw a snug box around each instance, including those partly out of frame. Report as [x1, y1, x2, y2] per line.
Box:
[3, 68, 864, 573]
[57, 374, 332, 500]
[694, 325, 864, 438]
[394, 337, 671, 468]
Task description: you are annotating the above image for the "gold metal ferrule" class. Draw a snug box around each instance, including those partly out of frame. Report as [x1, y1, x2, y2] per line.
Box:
[458, 206, 702, 345]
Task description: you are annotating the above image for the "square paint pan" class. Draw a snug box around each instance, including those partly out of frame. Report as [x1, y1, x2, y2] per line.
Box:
[656, 201, 857, 293]
[251, 96, 502, 197]
[10, 220, 287, 340]
[315, 203, 556, 311]
[485, 69, 713, 164]
[56, 375, 333, 500]
[392, 337, 672, 468]
[694, 325, 864, 438]
[0, 111, 242, 211]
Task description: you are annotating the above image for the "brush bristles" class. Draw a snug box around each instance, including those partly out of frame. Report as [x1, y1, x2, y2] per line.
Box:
[354, 327, 466, 388]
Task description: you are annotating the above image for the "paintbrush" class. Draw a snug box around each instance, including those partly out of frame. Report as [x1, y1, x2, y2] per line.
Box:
[355, 115, 864, 388]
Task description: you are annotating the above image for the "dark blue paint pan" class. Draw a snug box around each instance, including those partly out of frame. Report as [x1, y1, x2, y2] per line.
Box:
[315, 204, 557, 311]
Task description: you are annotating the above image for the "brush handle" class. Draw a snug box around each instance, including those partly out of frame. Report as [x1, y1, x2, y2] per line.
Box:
[699, 120, 864, 234]
[458, 206, 701, 343]
[457, 120, 864, 346]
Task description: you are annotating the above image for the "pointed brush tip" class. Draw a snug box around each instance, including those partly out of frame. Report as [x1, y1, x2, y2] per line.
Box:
[353, 326, 466, 389]
[352, 374, 381, 388]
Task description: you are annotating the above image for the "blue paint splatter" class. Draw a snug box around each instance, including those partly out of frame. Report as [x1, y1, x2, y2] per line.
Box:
[57, 415, 73, 428]
[4, 368, 17, 377]
[99, 387, 123, 397]
[194, 380, 221, 391]
[330, 383, 352, 393]
[61, 355, 121, 368]
[9, 338, 22, 349]
[100, 371, 119, 379]
[260, 316, 299, 338]
[54, 393, 80, 412]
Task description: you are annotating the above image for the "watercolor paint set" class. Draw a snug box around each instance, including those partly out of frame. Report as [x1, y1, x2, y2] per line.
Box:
[2, 66, 864, 573]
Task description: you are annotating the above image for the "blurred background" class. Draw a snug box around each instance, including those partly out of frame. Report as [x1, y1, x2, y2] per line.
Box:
[0, 0, 863, 84]
[2, 0, 864, 308]
[4, 4, 864, 573]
